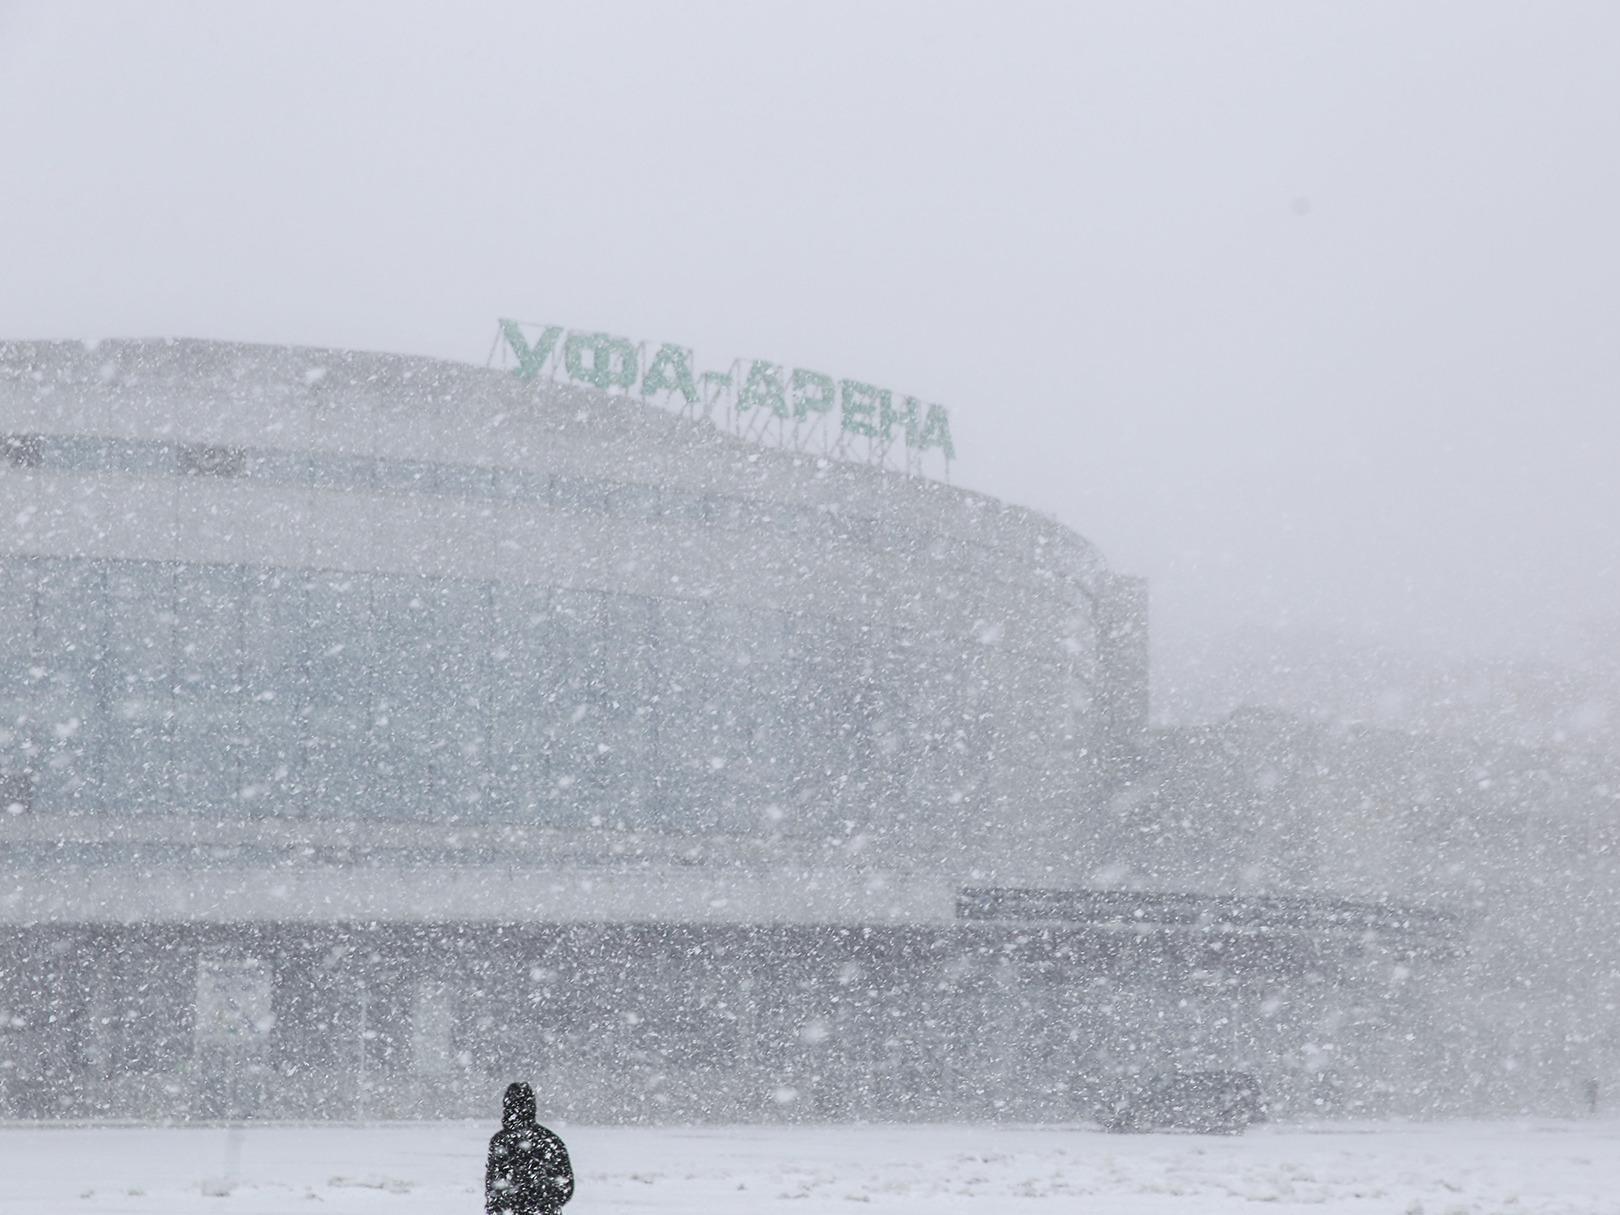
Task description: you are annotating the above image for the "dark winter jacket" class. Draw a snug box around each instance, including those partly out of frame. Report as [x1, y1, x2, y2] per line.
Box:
[485, 1082, 574, 1215]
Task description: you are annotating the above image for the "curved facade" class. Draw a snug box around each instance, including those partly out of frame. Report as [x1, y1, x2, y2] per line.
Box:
[0, 340, 1561, 1124]
[0, 338, 1172, 1122]
[0, 337, 1139, 877]
[25, 338, 1473, 1128]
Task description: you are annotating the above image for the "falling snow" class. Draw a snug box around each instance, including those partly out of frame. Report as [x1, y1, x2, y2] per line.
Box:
[4, 8, 1620, 1209]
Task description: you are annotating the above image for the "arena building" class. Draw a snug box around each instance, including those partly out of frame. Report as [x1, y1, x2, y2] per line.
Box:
[0, 336, 1455, 1122]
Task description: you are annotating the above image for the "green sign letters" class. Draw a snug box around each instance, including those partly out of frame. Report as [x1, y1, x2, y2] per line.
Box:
[498, 320, 955, 464]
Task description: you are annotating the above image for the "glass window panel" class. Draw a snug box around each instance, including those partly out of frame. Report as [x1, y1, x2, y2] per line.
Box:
[237, 704, 300, 816]
[691, 605, 782, 784]
[0, 704, 34, 802]
[100, 704, 171, 813]
[31, 700, 99, 812]
[541, 723, 609, 826]
[299, 705, 373, 816]
[372, 458, 440, 494]
[549, 475, 609, 514]
[0, 560, 35, 696]
[435, 701, 489, 818]
[644, 485, 706, 525]
[106, 949, 192, 1073]
[652, 774, 720, 835]
[701, 496, 748, 529]
[171, 703, 242, 813]
[244, 448, 314, 485]
[36, 435, 176, 476]
[0, 553, 956, 834]
[596, 713, 654, 828]
[243, 568, 306, 704]
[490, 582, 551, 712]
[601, 595, 654, 711]
[427, 584, 490, 818]
[34, 560, 105, 698]
[35, 435, 95, 470]
[653, 599, 715, 786]
[549, 588, 605, 696]
[302, 573, 373, 706]
[174, 565, 244, 699]
[493, 468, 550, 501]
[2, 434, 43, 468]
[304, 451, 375, 492]
[602, 481, 669, 521]
[436, 463, 497, 498]
[104, 562, 174, 700]
[178, 445, 246, 478]
[488, 713, 553, 821]
[112, 439, 177, 477]
[373, 691, 486, 822]
[431, 581, 490, 703]
[766, 502, 824, 537]
[373, 575, 440, 706]
[371, 704, 434, 820]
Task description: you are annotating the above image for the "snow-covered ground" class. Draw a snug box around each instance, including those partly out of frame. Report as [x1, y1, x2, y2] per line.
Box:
[6, 1118, 1617, 1213]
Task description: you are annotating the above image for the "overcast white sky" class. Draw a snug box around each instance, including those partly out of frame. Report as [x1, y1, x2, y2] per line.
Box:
[2, 1, 1617, 685]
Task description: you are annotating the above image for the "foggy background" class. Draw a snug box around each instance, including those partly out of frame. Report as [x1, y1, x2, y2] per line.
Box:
[3, 0, 1616, 740]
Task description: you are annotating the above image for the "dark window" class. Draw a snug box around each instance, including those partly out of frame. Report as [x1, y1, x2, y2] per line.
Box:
[243, 449, 311, 484]
[436, 463, 497, 498]
[0, 771, 32, 814]
[372, 458, 440, 493]
[179, 444, 246, 478]
[550, 475, 610, 514]
[41, 436, 174, 475]
[305, 451, 375, 491]
[1, 434, 42, 468]
[494, 467, 551, 501]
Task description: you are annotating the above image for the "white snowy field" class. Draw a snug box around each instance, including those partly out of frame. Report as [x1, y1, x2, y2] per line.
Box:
[5, 1119, 1617, 1214]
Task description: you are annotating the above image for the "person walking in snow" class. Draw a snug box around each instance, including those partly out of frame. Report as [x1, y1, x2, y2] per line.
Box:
[485, 1081, 574, 1215]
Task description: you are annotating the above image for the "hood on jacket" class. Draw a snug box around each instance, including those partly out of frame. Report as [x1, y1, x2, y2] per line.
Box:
[502, 1081, 536, 1129]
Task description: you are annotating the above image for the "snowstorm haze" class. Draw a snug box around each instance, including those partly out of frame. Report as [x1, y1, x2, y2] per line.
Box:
[3, 0, 1616, 726]
[6, 6, 1620, 1202]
